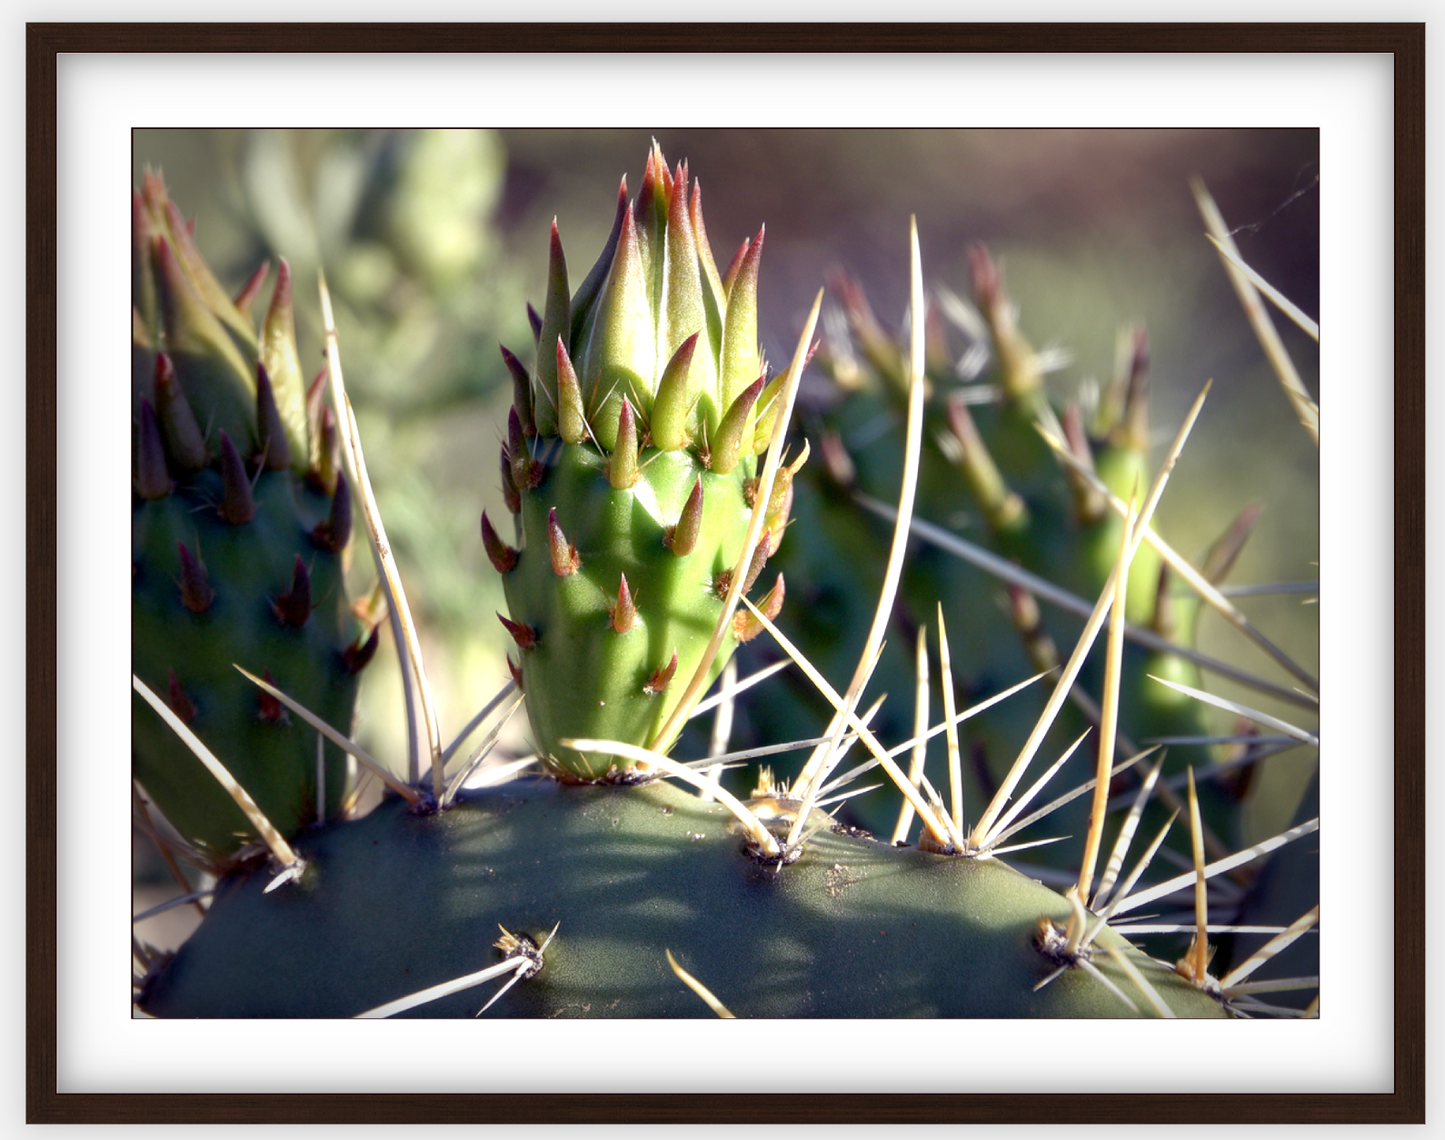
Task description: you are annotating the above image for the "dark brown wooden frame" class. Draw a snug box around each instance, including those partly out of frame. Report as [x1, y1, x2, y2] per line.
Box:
[28, 24, 1423, 1125]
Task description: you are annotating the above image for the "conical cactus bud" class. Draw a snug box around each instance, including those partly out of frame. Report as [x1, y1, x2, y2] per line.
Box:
[257, 670, 289, 724]
[719, 228, 763, 412]
[166, 668, 198, 724]
[153, 353, 207, 472]
[342, 625, 381, 675]
[709, 374, 764, 476]
[217, 431, 256, 525]
[273, 555, 312, 628]
[609, 574, 637, 634]
[499, 445, 522, 515]
[176, 542, 215, 614]
[259, 259, 309, 465]
[546, 508, 581, 577]
[651, 332, 699, 452]
[311, 472, 352, 554]
[555, 339, 587, 446]
[481, 510, 519, 574]
[500, 345, 535, 437]
[491, 146, 803, 780]
[532, 221, 571, 439]
[643, 651, 679, 696]
[135, 399, 173, 500]
[312, 405, 340, 495]
[665, 477, 704, 557]
[232, 259, 270, 317]
[498, 612, 538, 650]
[607, 398, 640, 489]
[254, 364, 292, 472]
[734, 573, 785, 643]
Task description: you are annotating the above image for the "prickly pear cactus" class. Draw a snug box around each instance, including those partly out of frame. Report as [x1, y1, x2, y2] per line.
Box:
[131, 173, 374, 859]
[132, 143, 1316, 1024]
[487, 144, 793, 780]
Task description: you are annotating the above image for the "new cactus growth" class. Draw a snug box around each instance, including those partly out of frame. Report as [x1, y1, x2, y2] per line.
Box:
[131, 172, 372, 860]
[490, 143, 794, 781]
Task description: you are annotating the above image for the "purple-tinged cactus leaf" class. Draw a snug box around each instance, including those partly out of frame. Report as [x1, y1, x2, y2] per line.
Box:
[343, 625, 381, 675]
[742, 529, 771, 593]
[481, 510, 519, 574]
[153, 353, 208, 473]
[232, 259, 270, 317]
[498, 612, 538, 650]
[311, 472, 352, 554]
[734, 573, 785, 643]
[257, 670, 290, 724]
[546, 507, 581, 577]
[135, 399, 173, 500]
[499, 445, 522, 515]
[273, 555, 312, 628]
[506, 654, 525, 690]
[665, 477, 704, 557]
[500, 345, 535, 437]
[643, 650, 678, 696]
[254, 364, 293, 472]
[508, 406, 543, 491]
[1201, 502, 1263, 586]
[176, 541, 215, 614]
[217, 431, 256, 526]
[166, 668, 198, 724]
[609, 573, 637, 634]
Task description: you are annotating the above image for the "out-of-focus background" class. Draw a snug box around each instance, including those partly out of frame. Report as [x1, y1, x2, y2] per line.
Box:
[133, 128, 1319, 949]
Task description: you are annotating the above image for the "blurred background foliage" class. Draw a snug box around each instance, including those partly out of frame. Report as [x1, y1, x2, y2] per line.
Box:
[133, 127, 1319, 909]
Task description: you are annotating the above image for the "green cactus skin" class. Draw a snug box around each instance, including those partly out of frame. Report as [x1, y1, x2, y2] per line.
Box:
[765, 258, 1230, 863]
[131, 173, 373, 858]
[138, 778, 1227, 1018]
[132, 475, 361, 855]
[500, 442, 755, 780]
[491, 144, 788, 780]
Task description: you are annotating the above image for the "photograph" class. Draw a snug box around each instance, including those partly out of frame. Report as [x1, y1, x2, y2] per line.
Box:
[129, 126, 1321, 1021]
[26, 32, 1420, 1124]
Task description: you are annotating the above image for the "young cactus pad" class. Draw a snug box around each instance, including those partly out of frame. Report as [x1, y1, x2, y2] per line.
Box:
[491, 144, 791, 780]
[131, 173, 373, 857]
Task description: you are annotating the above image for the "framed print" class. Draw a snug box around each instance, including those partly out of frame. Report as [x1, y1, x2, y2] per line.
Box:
[27, 22, 1422, 1125]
